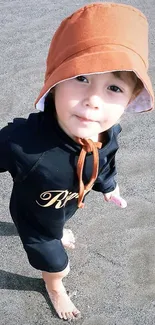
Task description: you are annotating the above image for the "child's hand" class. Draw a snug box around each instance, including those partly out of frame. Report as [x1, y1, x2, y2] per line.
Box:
[103, 184, 127, 208]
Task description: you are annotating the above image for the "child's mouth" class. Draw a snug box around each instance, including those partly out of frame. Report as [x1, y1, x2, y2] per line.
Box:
[76, 115, 94, 123]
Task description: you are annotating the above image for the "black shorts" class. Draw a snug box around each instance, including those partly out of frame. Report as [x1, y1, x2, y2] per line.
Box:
[10, 208, 69, 272]
[23, 239, 69, 272]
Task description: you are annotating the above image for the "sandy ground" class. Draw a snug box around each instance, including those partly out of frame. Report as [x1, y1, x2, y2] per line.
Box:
[0, 0, 155, 324]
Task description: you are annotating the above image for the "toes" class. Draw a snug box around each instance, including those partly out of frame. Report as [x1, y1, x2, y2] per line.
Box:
[60, 312, 67, 320]
[60, 311, 75, 320]
[66, 312, 75, 320]
[58, 312, 63, 319]
[73, 309, 81, 318]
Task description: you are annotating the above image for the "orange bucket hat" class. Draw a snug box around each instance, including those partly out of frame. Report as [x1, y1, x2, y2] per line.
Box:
[35, 2, 154, 112]
[35, 2, 154, 208]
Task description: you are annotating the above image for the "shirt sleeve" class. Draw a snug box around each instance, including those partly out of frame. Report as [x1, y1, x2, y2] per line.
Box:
[92, 124, 121, 194]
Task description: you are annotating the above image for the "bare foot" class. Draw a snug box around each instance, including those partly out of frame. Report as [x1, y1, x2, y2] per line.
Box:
[61, 228, 75, 249]
[46, 284, 81, 320]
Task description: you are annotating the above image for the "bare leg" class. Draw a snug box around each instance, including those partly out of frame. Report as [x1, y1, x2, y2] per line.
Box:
[61, 228, 75, 249]
[42, 264, 80, 320]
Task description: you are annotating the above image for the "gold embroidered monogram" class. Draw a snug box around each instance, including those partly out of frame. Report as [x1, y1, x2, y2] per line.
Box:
[36, 188, 92, 209]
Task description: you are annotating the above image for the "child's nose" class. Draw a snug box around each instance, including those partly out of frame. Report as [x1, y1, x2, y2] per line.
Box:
[84, 95, 102, 110]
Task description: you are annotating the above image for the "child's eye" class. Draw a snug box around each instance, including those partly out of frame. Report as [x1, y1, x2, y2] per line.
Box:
[108, 85, 123, 93]
[76, 76, 88, 83]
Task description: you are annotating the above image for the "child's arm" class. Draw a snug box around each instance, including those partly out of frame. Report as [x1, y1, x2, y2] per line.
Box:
[0, 118, 27, 176]
[0, 124, 12, 173]
[93, 156, 127, 208]
[103, 184, 127, 208]
[92, 124, 127, 208]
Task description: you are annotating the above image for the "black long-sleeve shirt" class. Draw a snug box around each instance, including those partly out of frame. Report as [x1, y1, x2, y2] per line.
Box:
[0, 111, 121, 243]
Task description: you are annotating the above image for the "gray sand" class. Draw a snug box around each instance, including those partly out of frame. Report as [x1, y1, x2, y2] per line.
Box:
[0, 0, 155, 324]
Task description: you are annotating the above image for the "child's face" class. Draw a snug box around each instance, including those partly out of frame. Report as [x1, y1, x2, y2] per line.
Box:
[54, 72, 136, 140]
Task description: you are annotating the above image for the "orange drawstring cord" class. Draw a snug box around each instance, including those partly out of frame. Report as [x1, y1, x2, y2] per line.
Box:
[76, 138, 102, 208]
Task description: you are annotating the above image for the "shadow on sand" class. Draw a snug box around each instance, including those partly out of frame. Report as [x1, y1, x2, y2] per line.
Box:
[0, 221, 18, 236]
[0, 269, 57, 317]
[0, 221, 57, 317]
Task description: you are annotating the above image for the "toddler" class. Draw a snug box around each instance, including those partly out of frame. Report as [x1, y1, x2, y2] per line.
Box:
[0, 2, 154, 321]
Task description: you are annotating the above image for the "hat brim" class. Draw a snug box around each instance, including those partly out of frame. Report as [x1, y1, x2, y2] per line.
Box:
[35, 48, 154, 113]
